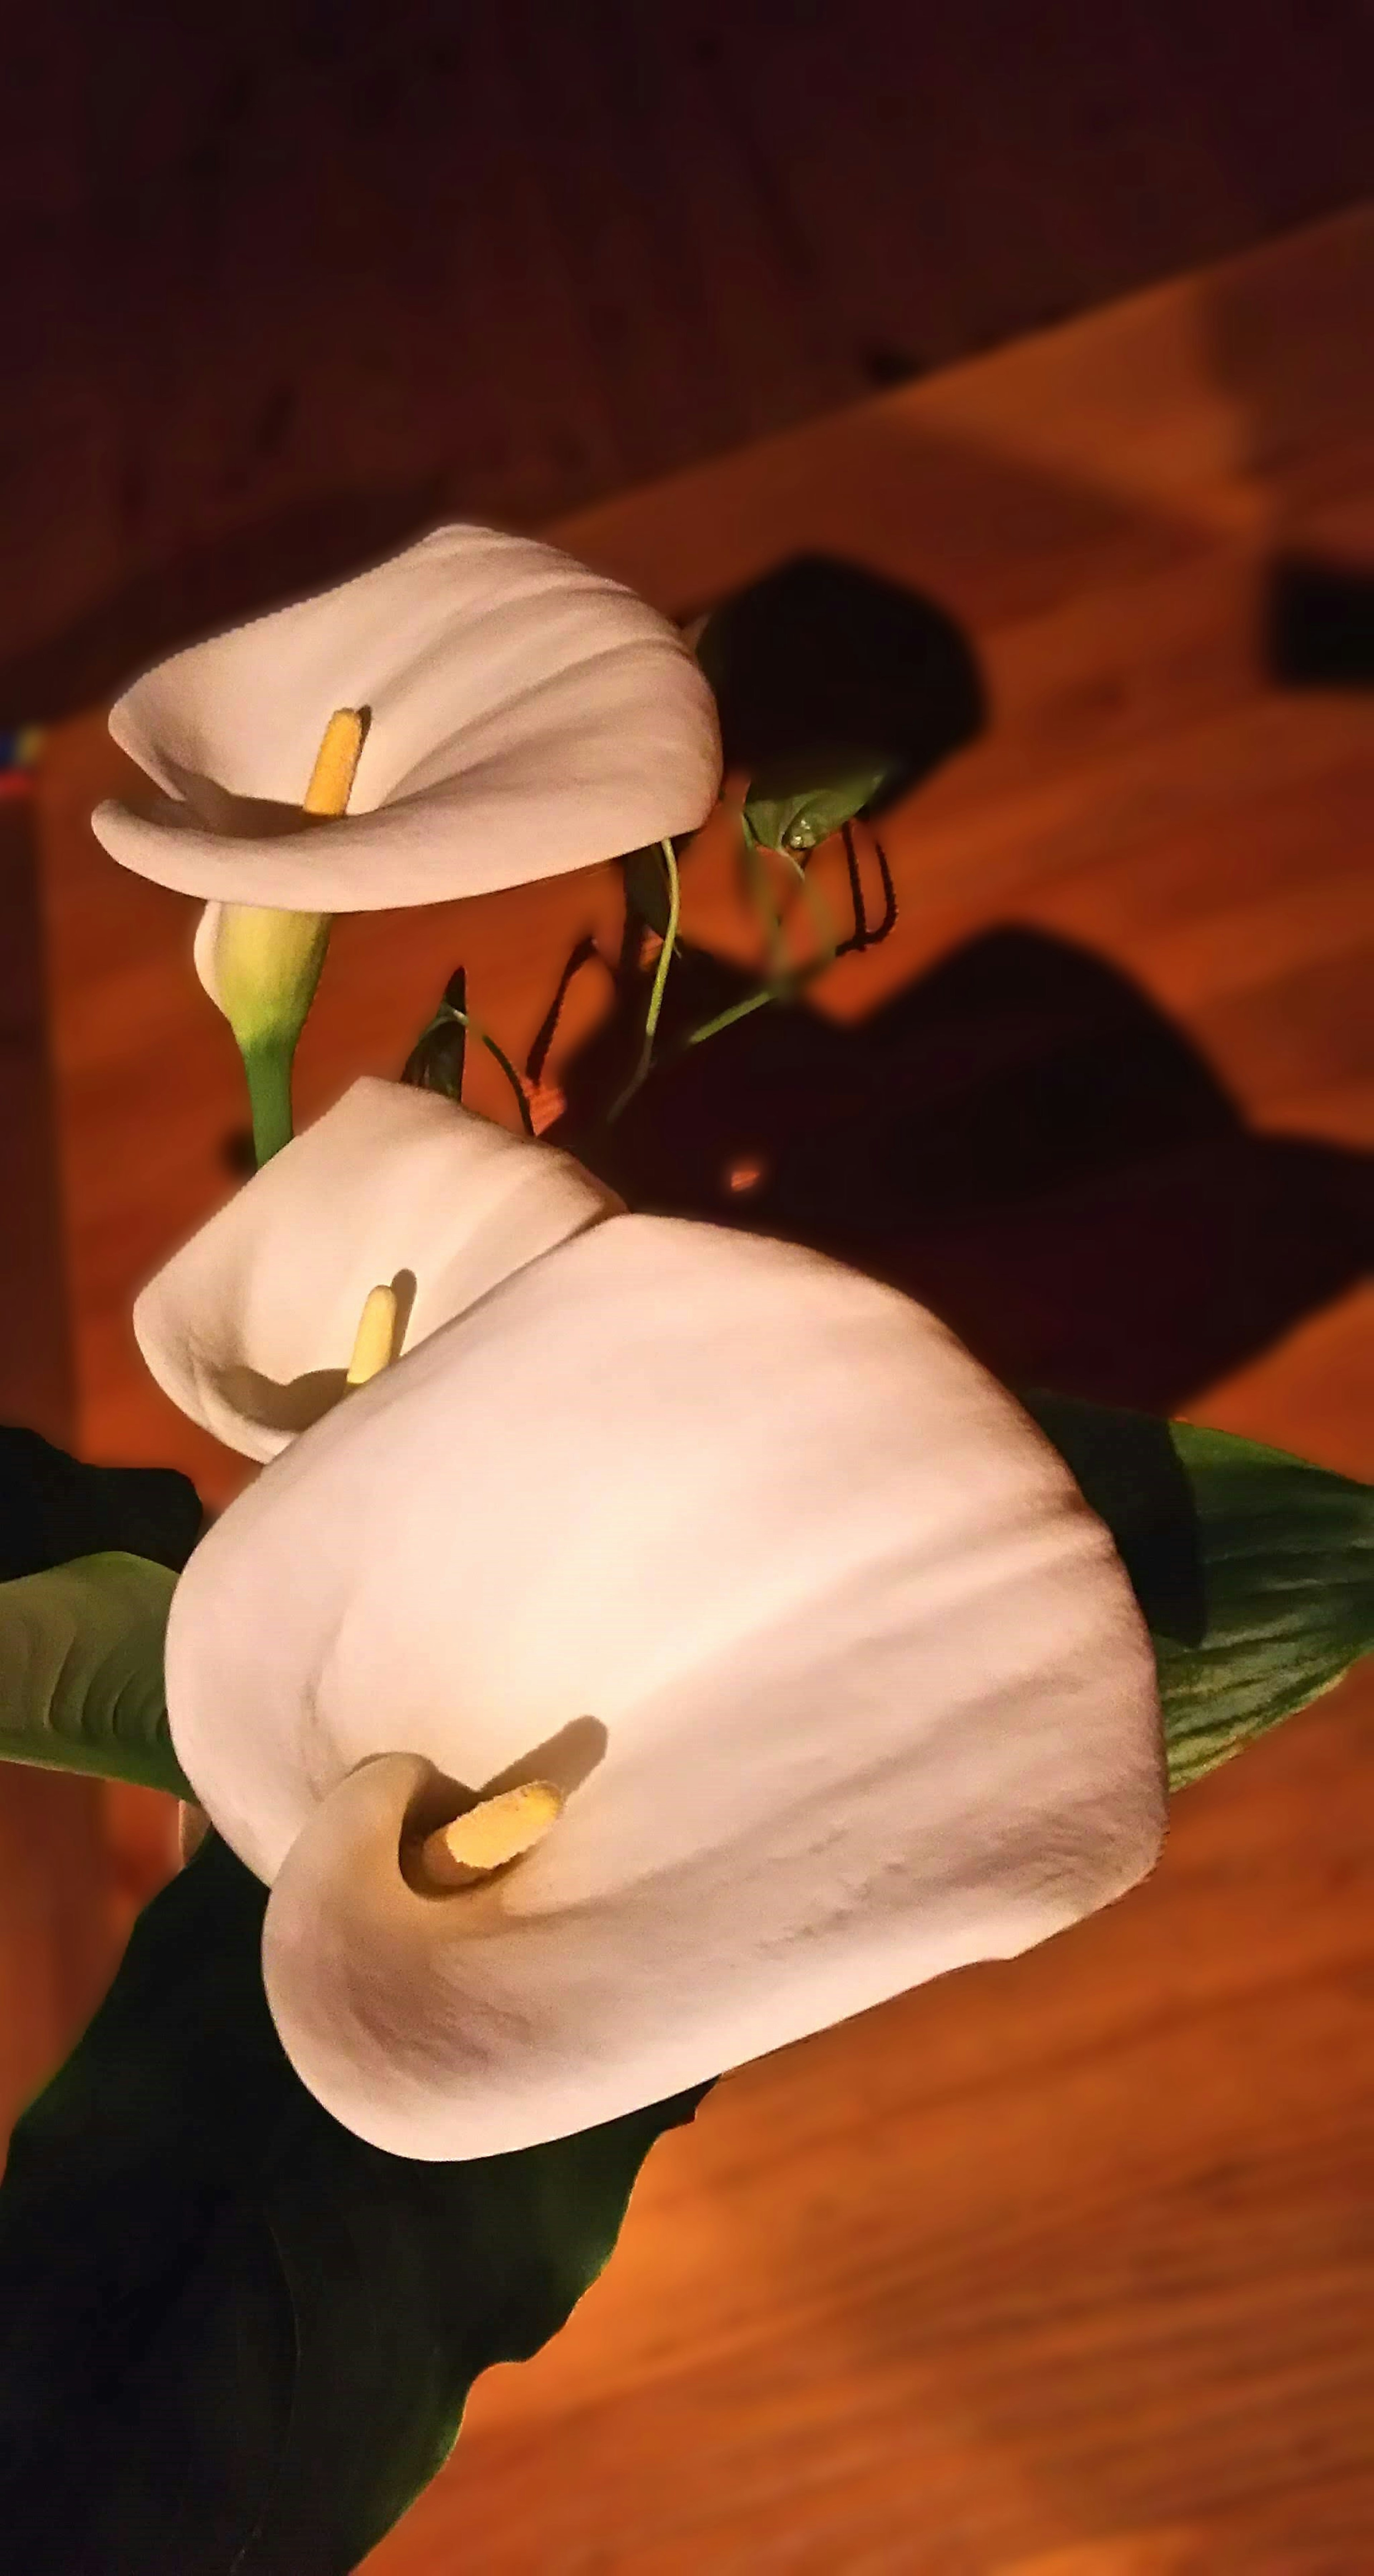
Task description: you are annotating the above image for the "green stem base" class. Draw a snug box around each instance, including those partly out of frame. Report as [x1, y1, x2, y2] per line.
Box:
[242, 1042, 296, 1167]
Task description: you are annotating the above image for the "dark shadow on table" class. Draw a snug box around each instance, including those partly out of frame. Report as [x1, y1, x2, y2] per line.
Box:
[691, 551, 988, 805]
[1264, 555, 1374, 689]
[555, 923, 1373, 1416]
[547, 532, 1371, 1417]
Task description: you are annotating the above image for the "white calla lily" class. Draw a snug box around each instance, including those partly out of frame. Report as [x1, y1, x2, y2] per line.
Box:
[165, 1213, 1165, 2164]
[133, 1077, 622, 1462]
[89, 525, 721, 910]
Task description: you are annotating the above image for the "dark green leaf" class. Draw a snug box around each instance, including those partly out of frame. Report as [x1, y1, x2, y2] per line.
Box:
[400, 966, 468, 1102]
[744, 750, 896, 854]
[0, 1550, 192, 1797]
[0, 1835, 707, 2572]
[0, 1422, 202, 1581]
[1023, 1391, 1374, 1787]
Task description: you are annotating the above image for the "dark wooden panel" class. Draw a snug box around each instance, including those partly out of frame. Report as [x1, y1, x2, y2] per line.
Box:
[4, 0, 1372, 713]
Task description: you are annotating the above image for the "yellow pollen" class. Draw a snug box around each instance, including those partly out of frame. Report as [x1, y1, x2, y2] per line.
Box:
[417, 1782, 565, 1890]
[302, 708, 366, 817]
[345, 1283, 399, 1386]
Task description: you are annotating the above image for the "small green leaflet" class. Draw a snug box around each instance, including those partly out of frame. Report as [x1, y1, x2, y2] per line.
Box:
[0, 1550, 192, 1798]
[743, 750, 896, 854]
[400, 965, 469, 1103]
[1023, 1392, 1374, 1788]
[0, 1833, 707, 2574]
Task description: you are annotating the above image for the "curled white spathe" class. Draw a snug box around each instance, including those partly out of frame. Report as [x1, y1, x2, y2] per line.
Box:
[90, 524, 722, 909]
[165, 1212, 1167, 2162]
[133, 1077, 622, 1461]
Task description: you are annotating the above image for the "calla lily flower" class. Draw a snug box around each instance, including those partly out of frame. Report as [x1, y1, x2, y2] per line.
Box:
[133, 1077, 622, 1462]
[164, 1209, 1165, 2163]
[90, 523, 722, 910]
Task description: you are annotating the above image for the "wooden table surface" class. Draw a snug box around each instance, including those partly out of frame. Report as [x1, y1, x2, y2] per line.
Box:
[23, 209, 1374, 2570]
[9, 1, 1373, 709]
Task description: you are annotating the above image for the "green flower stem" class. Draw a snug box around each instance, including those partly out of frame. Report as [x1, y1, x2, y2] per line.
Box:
[741, 816, 791, 994]
[776, 845, 839, 969]
[677, 850, 866, 1060]
[683, 985, 776, 1050]
[606, 840, 681, 1122]
[439, 1005, 535, 1136]
[683, 907, 847, 1054]
[242, 1039, 296, 1167]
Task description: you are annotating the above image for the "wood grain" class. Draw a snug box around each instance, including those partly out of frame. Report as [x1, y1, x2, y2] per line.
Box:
[6, 3, 1374, 712]
[0, 791, 118, 2134]
[26, 212, 1374, 2568]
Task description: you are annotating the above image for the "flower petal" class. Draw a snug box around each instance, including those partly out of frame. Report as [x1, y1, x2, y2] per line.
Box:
[91, 526, 721, 907]
[191, 901, 226, 1010]
[134, 1078, 622, 1460]
[167, 1216, 1165, 2159]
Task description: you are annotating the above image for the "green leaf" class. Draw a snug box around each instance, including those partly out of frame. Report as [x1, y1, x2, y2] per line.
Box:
[0, 1422, 202, 1581]
[743, 750, 896, 854]
[0, 1834, 707, 2571]
[0, 1550, 192, 1797]
[400, 965, 469, 1103]
[1023, 1392, 1374, 1789]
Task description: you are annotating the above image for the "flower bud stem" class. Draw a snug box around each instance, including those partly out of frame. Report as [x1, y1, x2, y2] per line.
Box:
[243, 1039, 296, 1169]
[223, 712, 366, 1166]
[446, 1006, 535, 1136]
[605, 839, 680, 1122]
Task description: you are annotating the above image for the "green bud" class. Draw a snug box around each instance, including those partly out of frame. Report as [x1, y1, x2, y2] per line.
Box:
[195, 901, 332, 1166]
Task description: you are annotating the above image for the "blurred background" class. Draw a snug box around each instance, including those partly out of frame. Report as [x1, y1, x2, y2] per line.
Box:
[3, 5, 1372, 2569]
